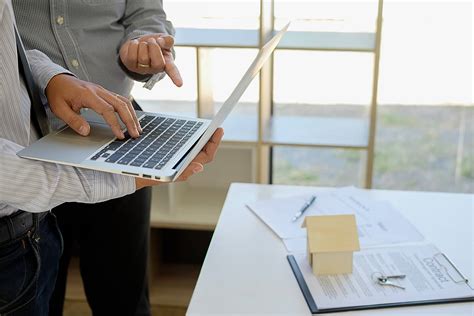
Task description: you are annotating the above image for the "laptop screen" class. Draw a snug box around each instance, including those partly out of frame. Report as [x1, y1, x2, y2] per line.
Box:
[173, 23, 290, 180]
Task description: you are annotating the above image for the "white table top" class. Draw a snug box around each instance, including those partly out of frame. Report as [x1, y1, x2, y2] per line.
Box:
[187, 183, 474, 316]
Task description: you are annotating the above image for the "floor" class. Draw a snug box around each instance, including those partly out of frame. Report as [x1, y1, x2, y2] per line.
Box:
[63, 301, 186, 316]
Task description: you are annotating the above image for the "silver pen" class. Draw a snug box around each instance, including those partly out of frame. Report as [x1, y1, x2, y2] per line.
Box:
[291, 195, 317, 222]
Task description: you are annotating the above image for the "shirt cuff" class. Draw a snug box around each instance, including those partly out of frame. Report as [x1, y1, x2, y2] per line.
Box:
[117, 55, 153, 82]
[123, 30, 155, 44]
[121, 29, 175, 47]
[90, 171, 136, 203]
[38, 66, 72, 95]
[26, 50, 74, 94]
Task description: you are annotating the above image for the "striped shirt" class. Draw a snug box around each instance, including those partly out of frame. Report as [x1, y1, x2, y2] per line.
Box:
[12, 0, 174, 96]
[0, 0, 135, 217]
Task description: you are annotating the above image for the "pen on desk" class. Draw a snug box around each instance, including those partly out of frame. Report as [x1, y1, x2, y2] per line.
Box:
[291, 195, 317, 222]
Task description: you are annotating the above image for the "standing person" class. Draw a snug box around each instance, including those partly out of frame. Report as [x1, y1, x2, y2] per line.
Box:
[0, 0, 224, 314]
[12, 0, 183, 315]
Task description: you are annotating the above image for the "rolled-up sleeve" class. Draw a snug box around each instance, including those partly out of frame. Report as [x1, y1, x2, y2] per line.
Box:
[0, 138, 135, 213]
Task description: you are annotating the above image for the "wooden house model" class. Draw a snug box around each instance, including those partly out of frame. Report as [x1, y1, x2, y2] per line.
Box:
[302, 214, 360, 275]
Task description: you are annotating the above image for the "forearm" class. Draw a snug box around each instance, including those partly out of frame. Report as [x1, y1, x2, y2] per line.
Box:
[0, 138, 135, 213]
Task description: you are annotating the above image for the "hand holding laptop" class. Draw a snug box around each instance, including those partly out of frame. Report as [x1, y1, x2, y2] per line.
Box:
[19, 23, 290, 182]
[135, 127, 224, 189]
[45, 72, 224, 188]
[45, 74, 142, 139]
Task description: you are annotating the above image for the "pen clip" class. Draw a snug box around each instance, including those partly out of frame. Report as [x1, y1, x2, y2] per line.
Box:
[291, 195, 316, 222]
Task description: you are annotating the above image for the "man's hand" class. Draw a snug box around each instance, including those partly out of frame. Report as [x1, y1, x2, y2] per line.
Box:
[45, 74, 141, 139]
[119, 34, 183, 87]
[135, 128, 224, 190]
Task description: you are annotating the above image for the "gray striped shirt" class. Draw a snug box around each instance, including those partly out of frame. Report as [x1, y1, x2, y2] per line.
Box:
[0, 0, 135, 217]
[12, 0, 174, 96]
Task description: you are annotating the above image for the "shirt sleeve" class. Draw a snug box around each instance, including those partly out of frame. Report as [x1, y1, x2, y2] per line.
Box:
[119, 0, 175, 85]
[26, 49, 74, 95]
[23, 49, 75, 129]
[0, 1, 5, 21]
[0, 138, 136, 213]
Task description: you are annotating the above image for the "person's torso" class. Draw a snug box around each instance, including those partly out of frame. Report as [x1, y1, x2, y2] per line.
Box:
[0, 0, 37, 217]
[12, 0, 133, 96]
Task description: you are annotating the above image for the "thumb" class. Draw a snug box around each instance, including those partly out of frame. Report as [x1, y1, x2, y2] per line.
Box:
[51, 100, 90, 136]
[68, 112, 90, 136]
[177, 162, 204, 181]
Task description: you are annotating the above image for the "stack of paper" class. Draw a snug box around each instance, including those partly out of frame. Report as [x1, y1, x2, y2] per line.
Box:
[246, 187, 424, 253]
[291, 243, 474, 311]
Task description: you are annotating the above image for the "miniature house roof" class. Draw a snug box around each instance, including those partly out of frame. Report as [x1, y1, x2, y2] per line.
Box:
[302, 215, 360, 253]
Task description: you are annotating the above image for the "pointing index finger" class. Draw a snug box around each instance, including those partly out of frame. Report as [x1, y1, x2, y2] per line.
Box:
[155, 36, 183, 87]
[163, 52, 183, 87]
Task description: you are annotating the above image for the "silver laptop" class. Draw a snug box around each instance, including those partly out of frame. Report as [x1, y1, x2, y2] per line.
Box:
[18, 24, 288, 182]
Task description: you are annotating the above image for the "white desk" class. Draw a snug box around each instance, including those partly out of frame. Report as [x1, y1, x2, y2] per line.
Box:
[187, 183, 474, 316]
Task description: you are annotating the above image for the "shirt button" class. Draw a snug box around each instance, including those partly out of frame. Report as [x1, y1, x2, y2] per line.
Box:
[71, 59, 80, 68]
[56, 16, 64, 25]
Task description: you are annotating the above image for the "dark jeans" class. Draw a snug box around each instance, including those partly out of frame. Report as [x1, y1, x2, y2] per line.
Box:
[49, 188, 152, 316]
[0, 213, 63, 316]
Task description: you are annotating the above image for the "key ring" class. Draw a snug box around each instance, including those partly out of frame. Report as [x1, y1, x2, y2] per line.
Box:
[371, 271, 384, 283]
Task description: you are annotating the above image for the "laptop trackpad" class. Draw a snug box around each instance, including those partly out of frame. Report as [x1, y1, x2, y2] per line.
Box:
[18, 122, 115, 165]
[56, 122, 115, 144]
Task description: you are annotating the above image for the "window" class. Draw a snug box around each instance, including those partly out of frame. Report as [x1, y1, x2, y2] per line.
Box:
[374, 1, 473, 192]
[133, 0, 472, 193]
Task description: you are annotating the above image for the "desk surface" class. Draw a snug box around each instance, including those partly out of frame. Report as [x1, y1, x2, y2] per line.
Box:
[187, 183, 474, 315]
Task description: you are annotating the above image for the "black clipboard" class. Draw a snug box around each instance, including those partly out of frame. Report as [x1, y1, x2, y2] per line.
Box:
[287, 255, 474, 314]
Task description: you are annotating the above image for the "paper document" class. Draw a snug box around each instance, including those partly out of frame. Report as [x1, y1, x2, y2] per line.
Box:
[247, 187, 423, 252]
[293, 243, 474, 309]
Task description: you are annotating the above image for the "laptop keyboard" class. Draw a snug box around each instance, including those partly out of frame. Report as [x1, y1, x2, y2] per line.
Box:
[89, 115, 203, 170]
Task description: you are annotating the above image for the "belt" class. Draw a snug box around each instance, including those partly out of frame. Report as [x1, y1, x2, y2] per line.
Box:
[0, 211, 48, 245]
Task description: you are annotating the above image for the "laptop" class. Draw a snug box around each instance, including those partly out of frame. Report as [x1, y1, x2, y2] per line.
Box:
[18, 24, 289, 182]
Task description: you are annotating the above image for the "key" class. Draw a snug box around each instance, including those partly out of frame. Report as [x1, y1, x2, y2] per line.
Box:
[377, 274, 406, 283]
[378, 279, 405, 290]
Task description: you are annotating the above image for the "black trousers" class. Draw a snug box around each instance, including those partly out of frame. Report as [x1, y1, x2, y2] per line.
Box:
[48, 187, 152, 316]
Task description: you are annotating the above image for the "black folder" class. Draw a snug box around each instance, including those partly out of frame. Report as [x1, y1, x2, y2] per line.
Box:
[287, 255, 474, 314]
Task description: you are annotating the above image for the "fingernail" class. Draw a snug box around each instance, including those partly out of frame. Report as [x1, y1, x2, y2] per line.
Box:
[193, 165, 203, 174]
[78, 125, 89, 136]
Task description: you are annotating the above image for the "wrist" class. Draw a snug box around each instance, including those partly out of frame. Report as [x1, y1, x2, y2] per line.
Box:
[45, 73, 75, 99]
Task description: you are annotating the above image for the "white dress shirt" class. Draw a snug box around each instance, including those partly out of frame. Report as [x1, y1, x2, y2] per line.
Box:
[0, 0, 135, 217]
